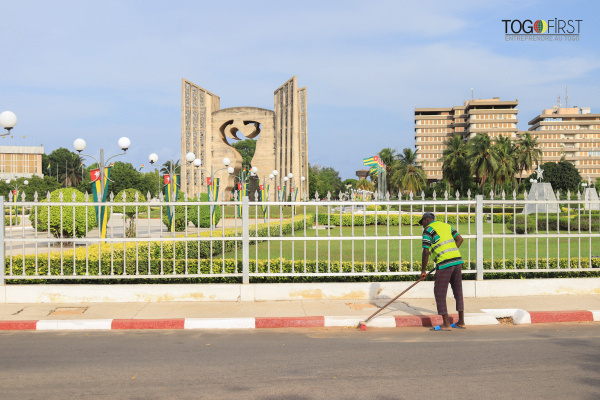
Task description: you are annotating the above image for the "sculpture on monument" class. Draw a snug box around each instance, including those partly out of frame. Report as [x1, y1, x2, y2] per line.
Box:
[523, 165, 559, 214]
[180, 77, 308, 201]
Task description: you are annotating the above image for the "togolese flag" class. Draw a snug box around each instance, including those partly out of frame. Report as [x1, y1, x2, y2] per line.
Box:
[90, 167, 111, 239]
[163, 174, 180, 233]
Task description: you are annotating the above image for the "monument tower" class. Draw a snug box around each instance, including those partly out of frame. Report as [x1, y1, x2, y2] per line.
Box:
[181, 77, 308, 201]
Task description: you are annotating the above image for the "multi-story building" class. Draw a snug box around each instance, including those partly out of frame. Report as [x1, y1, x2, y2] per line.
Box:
[528, 106, 600, 182]
[415, 98, 518, 183]
[0, 145, 44, 180]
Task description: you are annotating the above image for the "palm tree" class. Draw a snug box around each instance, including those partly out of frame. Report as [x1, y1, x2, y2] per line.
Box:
[516, 132, 542, 182]
[467, 133, 498, 193]
[355, 179, 374, 191]
[440, 135, 469, 190]
[492, 136, 517, 194]
[371, 147, 401, 193]
[160, 160, 181, 175]
[60, 153, 84, 187]
[392, 148, 427, 194]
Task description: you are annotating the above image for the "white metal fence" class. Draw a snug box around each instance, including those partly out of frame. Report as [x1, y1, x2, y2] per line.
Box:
[2, 190, 600, 284]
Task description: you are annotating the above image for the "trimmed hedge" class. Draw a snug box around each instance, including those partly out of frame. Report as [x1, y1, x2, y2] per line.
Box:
[6, 255, 599, 283]
[506, 214, 600, 234]
[187, 193, 222, 228]
[7, 214, 315, 277]
[28, 188, 98, 238]
[4, 215, 20, 225]
[317, 213, 475, 226]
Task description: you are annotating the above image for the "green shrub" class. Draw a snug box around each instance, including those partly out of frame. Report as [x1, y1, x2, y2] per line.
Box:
[506, 214, 600, 233]
[7, 252, 599, 282]
[161, 192, 189, 231]
[4, 215, 20, 225]
[6, 205, 28, 214]
[115, 189, 148, 238]
[365, 205, 384, 211]
[6, 214, 315, 279]
[28, 188, 98, 238]
[115, 189, 148, 218]
[491, 213, 515, 223]
[187, 193, 222, 228]
[317, 213, 474, 226]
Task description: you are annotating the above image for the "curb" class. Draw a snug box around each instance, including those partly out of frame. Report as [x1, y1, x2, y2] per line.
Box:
[1, 310, 598, 331]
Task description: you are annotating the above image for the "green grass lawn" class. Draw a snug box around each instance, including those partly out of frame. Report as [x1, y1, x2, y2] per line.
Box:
[222, 220, 600, 267]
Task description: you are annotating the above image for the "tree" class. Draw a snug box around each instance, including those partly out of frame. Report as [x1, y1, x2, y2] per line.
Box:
[342, 178, 358, 189]
[41, 153, 50, 176]
[369, 147, 402, 193]
[161, 160, 180, 175]
[109, 162, 142, 196]
[532, 161, 581, 193]
[139, 170, 160, 198]
[440, 135, 471, 194]
[467, 133, 497, 192]
[391, 148, 427, 194]
[516, 132, 542, 182]
[231, 139, 257, 167]
[308, 164, 344, 199]
[355, 179, 374, 191]
[47, 147, 84, 187]
[492, 136, 517, 194]
[21, 175, 62, 201]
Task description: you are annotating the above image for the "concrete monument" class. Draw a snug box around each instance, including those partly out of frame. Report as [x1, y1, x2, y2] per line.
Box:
[522, 166, 558, 214]
[584, 188, 600, 211]
[180, 77, 308, 201]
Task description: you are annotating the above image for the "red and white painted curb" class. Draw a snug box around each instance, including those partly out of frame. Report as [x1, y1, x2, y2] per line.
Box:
[1, 310, 598, 331]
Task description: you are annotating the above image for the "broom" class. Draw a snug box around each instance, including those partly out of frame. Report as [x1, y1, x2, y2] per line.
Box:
[358, 269, 434, 331]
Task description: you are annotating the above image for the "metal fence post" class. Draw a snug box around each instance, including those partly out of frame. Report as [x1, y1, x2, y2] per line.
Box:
[476, 194, 484, 280]
[0, 196, 4, 285]
[242, 196, 249, 284]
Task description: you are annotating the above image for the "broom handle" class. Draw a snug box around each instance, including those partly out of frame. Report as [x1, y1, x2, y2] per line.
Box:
[364, 269, 434, 324]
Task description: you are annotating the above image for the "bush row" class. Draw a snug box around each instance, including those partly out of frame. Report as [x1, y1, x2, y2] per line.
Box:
[506, 214, 600, 233]
[317, 213, 475, 226]
[6, 256, 598, 283]
[4, 215, 20, 225]
[7, 214, 315, 275]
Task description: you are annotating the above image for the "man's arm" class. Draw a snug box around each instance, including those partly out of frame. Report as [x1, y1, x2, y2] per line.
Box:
[420, 248, 430, 279]
[455, 234, 464, 248]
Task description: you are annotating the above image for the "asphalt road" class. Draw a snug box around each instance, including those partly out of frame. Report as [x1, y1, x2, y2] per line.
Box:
[1, 324, 599, 400]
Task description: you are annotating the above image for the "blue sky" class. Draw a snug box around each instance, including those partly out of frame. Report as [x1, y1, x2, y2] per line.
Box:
[1, 0, 599, 180]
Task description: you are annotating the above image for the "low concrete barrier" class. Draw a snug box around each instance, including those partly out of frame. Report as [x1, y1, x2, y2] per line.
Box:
[1, 278, 599, 303]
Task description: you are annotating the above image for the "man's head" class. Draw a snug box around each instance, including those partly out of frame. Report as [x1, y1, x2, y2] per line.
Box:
[419, 212, 435, 227]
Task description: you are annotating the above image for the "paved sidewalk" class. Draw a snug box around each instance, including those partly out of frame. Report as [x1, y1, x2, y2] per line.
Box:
[1, 294, 600, 331]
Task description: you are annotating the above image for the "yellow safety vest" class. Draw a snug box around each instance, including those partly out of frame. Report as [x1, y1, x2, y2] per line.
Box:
[426, 221, 462, 268]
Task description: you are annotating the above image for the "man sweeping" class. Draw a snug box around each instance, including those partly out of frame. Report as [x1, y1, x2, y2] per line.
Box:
[419, 212, 466, 331]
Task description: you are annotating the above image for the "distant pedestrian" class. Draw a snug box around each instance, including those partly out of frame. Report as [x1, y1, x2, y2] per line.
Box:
[419, 212, 466, 331]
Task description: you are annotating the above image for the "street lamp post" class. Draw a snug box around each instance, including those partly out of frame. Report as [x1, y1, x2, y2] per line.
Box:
[0, 111, 17, 137]
[147, 152, 195, 235]
[6, 179, 28, 201]
[74, 137, 131, 198]
[191, 157, 231, 200]
[191, 157, 231, 227]
[262, 170, 278, 202]
[74, 137, 131, 239]
[283, 173, 306, 203]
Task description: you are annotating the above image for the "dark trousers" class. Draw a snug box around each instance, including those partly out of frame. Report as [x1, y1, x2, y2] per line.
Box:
[434, 263, 464, 315]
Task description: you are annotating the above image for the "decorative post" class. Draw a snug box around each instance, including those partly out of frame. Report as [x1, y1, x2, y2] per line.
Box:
[476, 194, 484, 280]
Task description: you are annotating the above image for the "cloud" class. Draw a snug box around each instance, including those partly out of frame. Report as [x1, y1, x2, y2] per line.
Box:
[1, 0, 599, 181]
